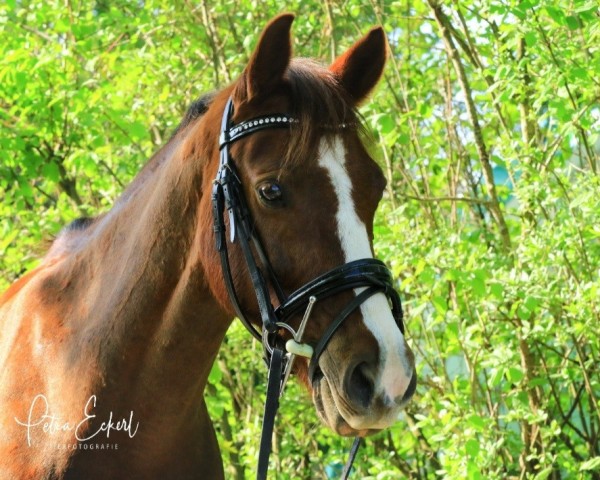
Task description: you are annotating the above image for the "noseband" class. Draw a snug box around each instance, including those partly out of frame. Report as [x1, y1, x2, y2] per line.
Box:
[211, 97, 405, 479]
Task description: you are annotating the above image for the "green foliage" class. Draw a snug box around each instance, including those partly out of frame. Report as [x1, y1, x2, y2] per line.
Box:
[1, 1, 599, 479]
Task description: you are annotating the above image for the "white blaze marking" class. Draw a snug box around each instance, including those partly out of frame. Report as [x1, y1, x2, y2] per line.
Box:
[317, 137, 412, 408]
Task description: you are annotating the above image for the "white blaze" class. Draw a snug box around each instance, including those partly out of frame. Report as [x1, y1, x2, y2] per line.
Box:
[317, 137, 412, 407]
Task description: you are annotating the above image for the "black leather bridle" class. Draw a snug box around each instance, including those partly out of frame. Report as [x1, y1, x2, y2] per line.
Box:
[211, 97, 405, 479]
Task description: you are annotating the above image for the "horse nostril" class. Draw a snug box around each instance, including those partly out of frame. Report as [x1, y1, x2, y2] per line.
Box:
[345, 362, 375, 409]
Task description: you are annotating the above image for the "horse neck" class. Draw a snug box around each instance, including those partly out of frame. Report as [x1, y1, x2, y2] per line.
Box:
[60, 121, 231, 402]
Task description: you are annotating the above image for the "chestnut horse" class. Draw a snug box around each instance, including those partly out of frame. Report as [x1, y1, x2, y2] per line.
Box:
[0, 14, 415, 479]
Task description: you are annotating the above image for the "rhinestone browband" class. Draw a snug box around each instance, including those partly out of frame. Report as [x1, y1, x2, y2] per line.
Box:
[219, 114, 298, 148]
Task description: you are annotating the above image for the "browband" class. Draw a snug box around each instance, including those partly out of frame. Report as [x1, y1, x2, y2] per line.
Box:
[219, 109, 297, 149]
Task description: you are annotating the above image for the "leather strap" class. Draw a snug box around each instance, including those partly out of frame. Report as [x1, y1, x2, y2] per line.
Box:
[257, 347, 284, 480]
[212, 178, 263, 340]
[220, 113, 297, 149]
[341, 437, 362, 480]
[308, 286, 382, 382]
[276, 259, 397, 321]
[215, 98, 292, 338]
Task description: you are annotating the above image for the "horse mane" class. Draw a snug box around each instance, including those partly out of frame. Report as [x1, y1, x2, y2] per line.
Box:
[64, 216, 95, 232]
[171, 91, 216, 138]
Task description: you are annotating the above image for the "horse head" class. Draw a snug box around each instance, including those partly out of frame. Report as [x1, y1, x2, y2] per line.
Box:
[186, 14, 416, 438]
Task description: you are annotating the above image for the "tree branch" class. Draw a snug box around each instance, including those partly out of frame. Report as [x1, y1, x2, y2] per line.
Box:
[427, 1, 512, 253]
[400, 193, 492, 205]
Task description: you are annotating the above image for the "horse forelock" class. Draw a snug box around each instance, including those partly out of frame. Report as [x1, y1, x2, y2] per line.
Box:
[280, 58, 365, 167]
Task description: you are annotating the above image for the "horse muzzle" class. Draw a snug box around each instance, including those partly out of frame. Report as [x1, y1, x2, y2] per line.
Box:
[312, 347, 417, 436]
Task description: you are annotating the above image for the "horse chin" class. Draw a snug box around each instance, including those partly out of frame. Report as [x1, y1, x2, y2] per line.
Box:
[311, 372, 382, 438]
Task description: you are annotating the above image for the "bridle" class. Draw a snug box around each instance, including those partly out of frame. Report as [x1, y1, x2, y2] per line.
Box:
[211, 97, 405, 479]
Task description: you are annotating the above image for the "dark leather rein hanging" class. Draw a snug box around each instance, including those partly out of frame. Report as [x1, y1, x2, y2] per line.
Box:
[211, 97, 405, 480]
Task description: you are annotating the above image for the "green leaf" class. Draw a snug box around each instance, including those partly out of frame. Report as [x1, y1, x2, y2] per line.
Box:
[507, 367, 524, 383]
[524, 296, 539, 312]
[524, 31, 537, 47]
[432, 296, 448, 314]
[0, 229, 20, 254]
[465, 438, 480, 457]
[18, 180, 33, 199]
[511, 6, 527, 20]
[545, 6, 565, 24]
[534, 467, 553, 480]
[489, 367, 505, 388]
[397, 132, 410, 145]
[446, 321, 459, 339]
[208, 362, 222, 385]
[517, 303, 532, 320]
[580, 457, 600, 471]
[377, 114, 395, 135]
[469, 276, 486, 297]
[468, 415, 486, 430]
[129, 121, 148, 140]
[42, 162, 60, 183]
[489, 282, 504, 300]
[565, 15, 579, 30]
[15, 71, 27, 88]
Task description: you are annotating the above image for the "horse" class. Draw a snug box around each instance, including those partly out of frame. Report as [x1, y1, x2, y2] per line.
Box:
[0, 14, 416, 479]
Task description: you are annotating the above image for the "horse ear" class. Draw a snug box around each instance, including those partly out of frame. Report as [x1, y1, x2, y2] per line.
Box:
[329, 27, 387, 104]
[233, 14, 294, 104]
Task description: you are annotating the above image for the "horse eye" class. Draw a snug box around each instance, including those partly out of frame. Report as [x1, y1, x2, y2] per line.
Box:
[258, 182, 283, 203]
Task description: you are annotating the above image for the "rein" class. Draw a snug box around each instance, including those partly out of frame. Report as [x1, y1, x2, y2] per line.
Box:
[211, 97, 404, 479]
